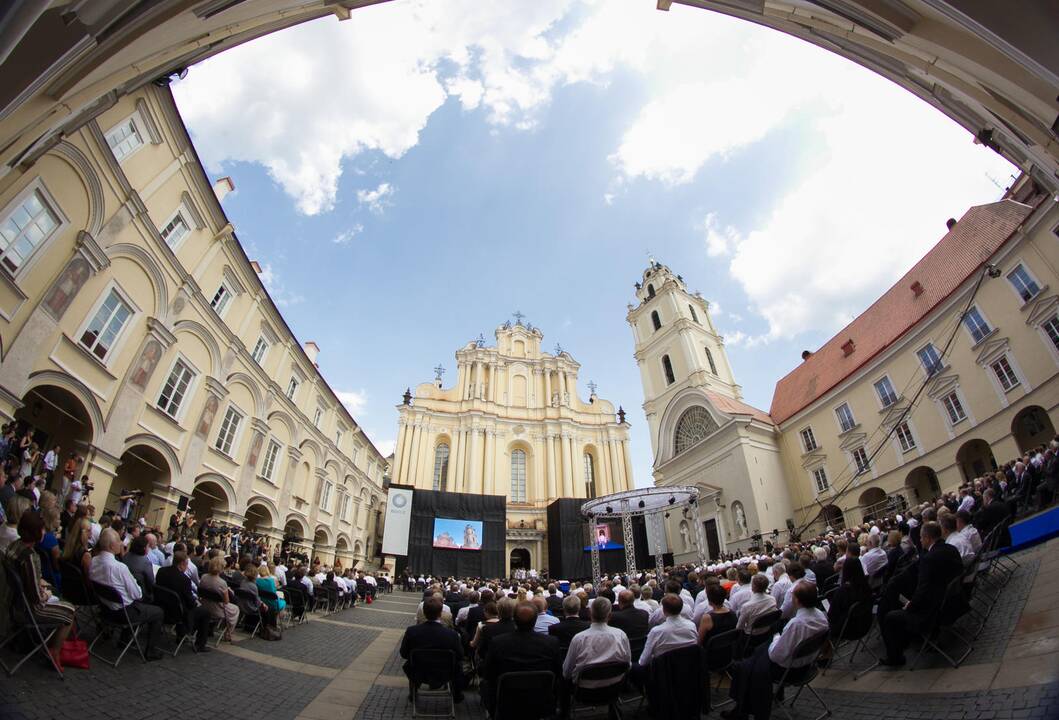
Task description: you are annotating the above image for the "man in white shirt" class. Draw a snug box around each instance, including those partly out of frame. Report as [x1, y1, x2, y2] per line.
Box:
[532, 596, 559, 634]
[941, 513, 974, 563]
[728, 570, 753, 617]
[563, 598, 630, 688]
[954, 511, 982, 555]
[770, 563, 792, 609]
[639, 595, 697, 668]
[42, 444, 59, 489]
[957, 488, 976, 514]
[725, 582, 829, 719]
[779, 564, 814, 620]
[649, 581, 694, 626]
[736, 575, 777, 636]
[417, 592, 454, 628]
[274, 561, 288, 588]
[456, 591, 480, 628]
[630, 585, 651, 613]
[860, 533, 888, 577]
[89, 528, 165, 660]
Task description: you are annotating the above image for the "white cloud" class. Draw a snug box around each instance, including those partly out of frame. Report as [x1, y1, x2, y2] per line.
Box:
[709, 301, 722, 317]
[258, 263, 305, 307]
[334, 389, 368, 416]
[333, 224, 365, 244]
[356, 183, 394, 213]
[702, 213, 741, 258]
[373, 438, 397, 457]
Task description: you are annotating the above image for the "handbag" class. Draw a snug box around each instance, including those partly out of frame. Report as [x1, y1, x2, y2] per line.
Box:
[60, 638, 90, 669]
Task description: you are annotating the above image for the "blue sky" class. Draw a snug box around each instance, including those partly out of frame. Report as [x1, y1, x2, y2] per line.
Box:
[174, 0, 1015, 487]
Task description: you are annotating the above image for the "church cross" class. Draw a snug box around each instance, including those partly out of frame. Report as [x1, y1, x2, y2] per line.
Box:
[433, 364, 445, 381]
[587, 381, 598, 395]
[513, 310, 525, 325]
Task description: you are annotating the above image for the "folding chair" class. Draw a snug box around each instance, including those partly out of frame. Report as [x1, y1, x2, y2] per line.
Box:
[0, 563, 65, 679]
[258, 587, 286, 627]
[772, 630, 832, 720]
[59, 560, 95, 637]
[823, 599, 878, 678]
[152, 585, 194, 656]
[196, 586, 230, 648]
[570, 661, 628, 719]
[738, 608, 781, 658]
[285, 585, 309, 625]
[703, 628, 740, 712]
[88, 581, 147, 667]
[908, 575, 973, 670]
[491, 670, 556, 720]
[408, 648, 457, 719]
[235, 588, 263, 638]
[645, 644, 701, 719]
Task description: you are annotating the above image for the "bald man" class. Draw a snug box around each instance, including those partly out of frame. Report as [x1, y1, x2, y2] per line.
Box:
[89, 528, 165, 660]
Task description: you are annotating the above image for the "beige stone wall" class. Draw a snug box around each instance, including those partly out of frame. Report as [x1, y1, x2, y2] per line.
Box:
[0, 84, 387, 567]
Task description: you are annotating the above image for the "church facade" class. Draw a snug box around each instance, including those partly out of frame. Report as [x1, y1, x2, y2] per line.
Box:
[391, 319, 634, 574]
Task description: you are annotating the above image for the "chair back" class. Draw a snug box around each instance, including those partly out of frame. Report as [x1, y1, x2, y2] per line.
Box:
[235, 586, 260, 613]
[259, 587, 279, 603]
[778, 630, 830, 687]
[573, 660, 628, 701]
[494, 670, 556, 720]
[153, 585, 185, 625]
[647, 644, 701, 719]
[91, 580, 128, 610]
[628, 633, 648, 663]
[59, 560, 93, 605]
[198, 585, 226, 604]
[408, 648, 455, 686]
[750, 608, 781, 635]
[702, 627, 739, 671]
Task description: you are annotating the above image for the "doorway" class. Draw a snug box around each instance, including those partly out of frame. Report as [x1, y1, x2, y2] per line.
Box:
[703, 519, 720, 561]
[509, 547, 531, 572]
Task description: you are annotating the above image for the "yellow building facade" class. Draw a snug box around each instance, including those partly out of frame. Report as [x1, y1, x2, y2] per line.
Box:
[0, 82, 387, 568]
[392, 321, 635, 573]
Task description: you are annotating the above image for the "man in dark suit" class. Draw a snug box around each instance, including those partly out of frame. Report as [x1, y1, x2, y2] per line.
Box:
[543, 584, 564, 616]
[608, 590, 649, 643]
[880, 521, 964, 666]
[155, 550, 213, 651]
[475, 598, 516, 665]
[464, 589, 491, 636]
[400, 597, 465, 702]
[973, 489, 1011, 547]
[548, 595, 590, 649]
[482, 602, 561, 715]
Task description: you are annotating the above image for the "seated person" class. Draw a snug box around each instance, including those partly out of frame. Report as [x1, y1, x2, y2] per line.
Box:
[256, 565, 286, 624]
[609, 590, 649, 642]
[634, 593, 697, 685]
[199, 556, 240, 642]
[697, 583, 737, 651]
[532, 595, 559, 634]
[156, 550, 213, 651]
[416, 591, 454, 628]
[399, 597, 464, 703]
[548, 594, 590, 650]
[482, 601, 560, 715]
[735, 574, 775, 635]
[473, 597, 516, 665]
[563, 597, 630, 696]
[122, 535, 156, 602]
[89, 528, 166, 660]
[648, 580, 693, 626]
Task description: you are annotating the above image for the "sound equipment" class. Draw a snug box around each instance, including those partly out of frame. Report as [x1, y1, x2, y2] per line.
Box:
[177, 496, 189, 512]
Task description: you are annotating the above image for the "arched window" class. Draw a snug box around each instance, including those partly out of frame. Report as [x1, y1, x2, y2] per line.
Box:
[432, 443, 450, 492]
[651, 311, 662, 331]
[674, 406, 717, 454]
[583, 453, 596, 499]
[704, 347, 718, 375]
[511, 449, 527, 502]
[647, 284, 655, 298]
[689, 304, 699, 323]
[662, 355, 676, 385]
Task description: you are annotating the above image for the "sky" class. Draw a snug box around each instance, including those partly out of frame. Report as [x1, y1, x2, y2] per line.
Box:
[173, 0, 1016, 488]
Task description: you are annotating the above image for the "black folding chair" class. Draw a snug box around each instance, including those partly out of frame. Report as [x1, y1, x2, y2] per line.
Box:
[408, 648, 457, 719]
[0, 563, 65, 679]
[88, 581, 147, 667]
[703, 628, 740, 712]
[197, 586, 230, 647]
[739, 609, 781, 658]
[823, 599, 878, 678]
[285, 584, 309, 625]
[235, 588, 263, 638]
[646, 644, 701, 719]
[908, 575, 973, 670]
[59, 559, 95, 638]
[491, 670, 556, 720]
[570, 661, 629, 719]
[258, 587, 285, 627]
[772, 631, 832, 720]
[152, 585, 194, 656]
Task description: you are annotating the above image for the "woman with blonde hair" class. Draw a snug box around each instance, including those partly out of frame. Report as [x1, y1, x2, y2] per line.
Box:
[199, 555, 240, 641]
[37, 500, 62, 592]
[63, 517, 93, 576]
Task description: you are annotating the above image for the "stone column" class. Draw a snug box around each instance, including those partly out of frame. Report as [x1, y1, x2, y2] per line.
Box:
[544, 371, 552, 407]
[559, 434, 572, 498]
[483, 429, 496, 495]
[468, 425, 482, 494]
[545, 433, 557, 500]
[415, 424, 432, 487]
[620, 440, 634, 491]
[447, 428, 462, 492]
[454, 429, 468, 493]
[393, 419, 409, 483]
[81, 446, 121, 517]
[407, 422, 423, 487]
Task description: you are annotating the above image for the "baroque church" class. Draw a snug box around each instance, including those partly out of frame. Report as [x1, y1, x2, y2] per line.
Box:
[391, 317, 635, 574]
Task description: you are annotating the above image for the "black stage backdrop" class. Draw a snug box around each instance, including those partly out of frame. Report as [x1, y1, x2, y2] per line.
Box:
[407, 490, 506, 579]
[547, 498, 664, 579]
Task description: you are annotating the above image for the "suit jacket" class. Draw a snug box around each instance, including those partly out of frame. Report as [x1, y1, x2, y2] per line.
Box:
[476, 619, 516, 662]
[810, 560, 836, 589]
[400, 620, 463, 678]
[122, 553, 155, 600]
[973, 500, 1010, 546]
[156, 565, 196, 612]
[483, 628, 560, 704]
[548, 616, 589, 648]
[545, 593, 563, 616]
[907, 541, 963, 617]
[609, 606, 649, 640]
[464, 604, 486, 631]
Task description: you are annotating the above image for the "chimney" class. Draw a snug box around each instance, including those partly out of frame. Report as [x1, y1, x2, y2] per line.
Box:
[911, 280, 924, 297]
[304, 341, 320, 366]
[841, 339, 856, 357]
[213, 176, 235, 203]
[946, 218, 957, 231]
[801, 350, 812, 361]
[250, 260, 262, 273]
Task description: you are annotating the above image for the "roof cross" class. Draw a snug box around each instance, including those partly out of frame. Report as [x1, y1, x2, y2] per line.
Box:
[433, 364, 445, 381]
[513, 310, 525, 325]
[587, 381, 598, 395]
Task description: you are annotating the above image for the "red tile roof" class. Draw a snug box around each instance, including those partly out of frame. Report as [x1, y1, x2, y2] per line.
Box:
[768, 199, 1034, 425]
[706, 390, 774, 426]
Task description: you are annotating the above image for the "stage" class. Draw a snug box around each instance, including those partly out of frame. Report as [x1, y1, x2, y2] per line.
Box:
[1007, 504, 1059, 552]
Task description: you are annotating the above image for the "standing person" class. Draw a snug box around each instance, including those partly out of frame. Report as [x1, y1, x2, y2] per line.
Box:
[42, 444, 59, 492]
[61, 453, 80, 504]
[20, 442, 38, 483]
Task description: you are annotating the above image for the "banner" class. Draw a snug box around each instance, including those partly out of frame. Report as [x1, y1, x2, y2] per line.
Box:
[381, 487, 413, 556]
[645, 511, 669, 556]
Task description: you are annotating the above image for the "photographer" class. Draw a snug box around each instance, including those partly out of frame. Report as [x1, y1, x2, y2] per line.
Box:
[118, 488, 143, 521]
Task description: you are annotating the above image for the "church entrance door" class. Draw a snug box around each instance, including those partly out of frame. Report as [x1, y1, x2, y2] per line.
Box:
[703, 519, 720, 561]
[510, 548, 531, 572]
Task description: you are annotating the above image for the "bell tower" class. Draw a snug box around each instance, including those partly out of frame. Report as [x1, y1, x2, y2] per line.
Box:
[626, 260, 741, 458]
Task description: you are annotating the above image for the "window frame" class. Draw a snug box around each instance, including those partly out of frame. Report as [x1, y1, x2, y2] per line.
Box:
[510, 448, 527, 502]
[688, 304, 699, 323]
[260, 438, 282, 482]
[704, 346, 718, 375]
[155, 354, 198, 422]
[76, 282, 138, 364]
[313, 406, 323, 428]
[214, 402, 245, 457]
[799, 426, 818, 453]
[1042, 315, 1059, 356]
[852, 447, 870, 475]
[916, 343, 943, 378]
[157, 205, 192, 251]
[250, 335, 270, 365]
[0, 179, 69, 279]
[661, 354, 676, 386]
[990, 355, 1020, 392]
[873, 376, 898, 408]
[895, 421, 916, 453]
[432, 443, 450, 492]
[285, 375, 300, 401]
[812, 466, 829, 494]
[941, 391, 967, 425]
[209, 282, 234, 319]
[962, 305, 993, 345]
[1006, 262, 1042, 304]
[834, 402, 857, 434]
[104, 112, 146, 162]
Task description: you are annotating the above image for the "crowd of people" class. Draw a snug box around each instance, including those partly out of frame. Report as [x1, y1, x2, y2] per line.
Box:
[397, 437, 1055, 718]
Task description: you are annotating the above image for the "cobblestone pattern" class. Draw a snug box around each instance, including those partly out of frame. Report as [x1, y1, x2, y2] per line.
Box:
[247, 614, 381, 668]
[0, 642, 329, 720]
[353, 680, 1059, 720]
[381, 640, 405, 677]
[350, 606, 424, 629]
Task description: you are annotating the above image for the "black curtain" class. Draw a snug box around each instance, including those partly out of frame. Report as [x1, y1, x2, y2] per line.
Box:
[548, 499, 591, 580]
[407, 490, 506, 579]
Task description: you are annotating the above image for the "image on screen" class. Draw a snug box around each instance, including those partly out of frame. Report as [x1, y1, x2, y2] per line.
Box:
[432, 518, 483, 550]
[584, 522, 624, 551]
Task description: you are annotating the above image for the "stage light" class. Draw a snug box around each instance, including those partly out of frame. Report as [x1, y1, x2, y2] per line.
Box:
[606, 505, 613, 514]
[668, 496, 675, 505]
[638, 500, 645, 509]
[664, 512, 670, 519]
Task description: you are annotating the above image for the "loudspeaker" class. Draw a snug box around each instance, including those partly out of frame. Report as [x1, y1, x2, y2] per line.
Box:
[177, 496, 189, 512]
[785, 518, 795, 531]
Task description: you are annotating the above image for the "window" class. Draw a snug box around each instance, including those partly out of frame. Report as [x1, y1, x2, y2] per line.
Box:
[963, 306, 991, 344]
[852, 447, 870, 475]
[79, 288, 132, 361]
[583, 453, 596, 499]
[510, 449, 527, 502]
[651, 311, 662, 331]
[813, 467, 829, 493]
[799, 427, 818, 453]
[251, 336, 269, 365]
[689, 304, 699, 323]
[215, 405, 242, 455]
[1044, 315, 1059, 353]
[704, 347, 718, 375]
[835, 403, 856, 433]
[339, 492, 351, 521]
[662, 355, 675, 385]
[647, 284, 655, 298]
[261, 439, 281, 481]
[1, 187, 60, 274]
[874, 377, 898, 407]
[1007, 264, 1040, 303]
[105, 118, 144, 161]
[210, 284, 232, 317]
[917, 343, 943, 377]
[158, 211, 190, 249]
[321, 481, 333, 511]
[942, 391, 966, 424]
[432, 444, 450, 492]
[335, 430, 343, 447]
[285, 376, 299, 400]
[156, 360, 195, 419]
[895, 421, 916, 452]
[991, 356, 1019, 391]
[313, 407, 323, 427]
[674, 406, 717, 454]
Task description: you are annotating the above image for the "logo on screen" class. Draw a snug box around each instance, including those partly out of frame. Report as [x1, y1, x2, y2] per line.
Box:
[392, 494, 408, 508]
